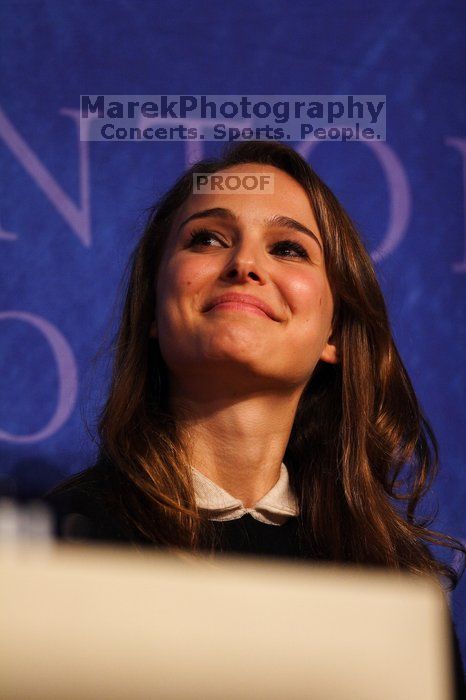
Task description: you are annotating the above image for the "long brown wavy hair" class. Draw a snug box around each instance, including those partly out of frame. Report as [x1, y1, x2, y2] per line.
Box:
[84, 141, 464, 589]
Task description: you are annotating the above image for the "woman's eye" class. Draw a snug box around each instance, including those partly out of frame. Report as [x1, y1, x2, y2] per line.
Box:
[272, 240, 309, 259]
[187, 230, 309, 260]
[188, 229, 223, 247]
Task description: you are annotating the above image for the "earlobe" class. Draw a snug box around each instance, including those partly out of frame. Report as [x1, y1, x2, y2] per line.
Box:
[320, 331, 339, 364]
[320, 342, 339, 364]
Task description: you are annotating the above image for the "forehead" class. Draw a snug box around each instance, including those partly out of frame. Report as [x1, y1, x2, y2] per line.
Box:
[171, 163, 321, 239]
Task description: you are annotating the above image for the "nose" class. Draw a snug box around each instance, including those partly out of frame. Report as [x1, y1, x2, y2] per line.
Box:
[221, 238, 267, 285]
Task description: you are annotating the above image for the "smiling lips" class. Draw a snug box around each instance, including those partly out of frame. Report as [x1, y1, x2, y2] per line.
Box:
[204, 293, 280, 321]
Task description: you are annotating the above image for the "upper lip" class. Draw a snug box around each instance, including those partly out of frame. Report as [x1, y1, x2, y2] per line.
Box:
[204, 293, 280, 321]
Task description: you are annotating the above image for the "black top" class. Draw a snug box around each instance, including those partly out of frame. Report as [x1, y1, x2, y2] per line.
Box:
[42, 464, 465, 697]
[42, 465, 306, 560]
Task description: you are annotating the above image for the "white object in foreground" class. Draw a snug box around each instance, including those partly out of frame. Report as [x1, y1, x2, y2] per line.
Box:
[0, 542, 455, 700]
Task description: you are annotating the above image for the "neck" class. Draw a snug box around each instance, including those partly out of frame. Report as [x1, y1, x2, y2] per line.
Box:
[169, 385, 302, 507]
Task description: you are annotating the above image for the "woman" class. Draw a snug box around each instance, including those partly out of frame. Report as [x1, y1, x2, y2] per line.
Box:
[44, 141, 464, 686]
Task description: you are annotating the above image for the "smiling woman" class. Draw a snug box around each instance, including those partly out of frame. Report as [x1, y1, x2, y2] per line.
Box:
[150, 161, 338, 461]
[44, 140, 465, 585]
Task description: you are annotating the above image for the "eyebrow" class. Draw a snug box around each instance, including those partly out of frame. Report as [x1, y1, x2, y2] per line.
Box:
[177, 207, 323, 253]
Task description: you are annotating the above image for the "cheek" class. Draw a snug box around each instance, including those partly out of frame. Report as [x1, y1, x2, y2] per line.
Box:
[156, 255, 216, 320]
[285, 271, 332, 319]
[179, 257, 218, 291]
[158, 258, 187, 298]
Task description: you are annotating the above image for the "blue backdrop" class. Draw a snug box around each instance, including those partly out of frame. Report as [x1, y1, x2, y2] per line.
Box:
[1, 0, 465, 655]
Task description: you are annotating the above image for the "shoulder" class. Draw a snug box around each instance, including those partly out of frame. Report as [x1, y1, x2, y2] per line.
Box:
[42, 460, 138, 544]
[44, 461, 108, 516]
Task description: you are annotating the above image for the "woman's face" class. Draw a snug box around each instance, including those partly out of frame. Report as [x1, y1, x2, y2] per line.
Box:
[153, 163, 338, 396]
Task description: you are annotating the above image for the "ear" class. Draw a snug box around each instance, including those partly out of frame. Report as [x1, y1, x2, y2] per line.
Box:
[149, 320, 158, 338]
[319, 330, 339, 364]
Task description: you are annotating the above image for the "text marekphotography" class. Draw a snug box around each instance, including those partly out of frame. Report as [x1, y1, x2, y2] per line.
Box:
[79, 95, 386, 142]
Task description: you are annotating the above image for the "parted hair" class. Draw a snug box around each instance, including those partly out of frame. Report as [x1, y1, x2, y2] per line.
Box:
[79, 141, 463, 588]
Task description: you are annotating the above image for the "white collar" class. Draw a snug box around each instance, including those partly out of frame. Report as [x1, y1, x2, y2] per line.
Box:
[192, 462, 299, 526]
